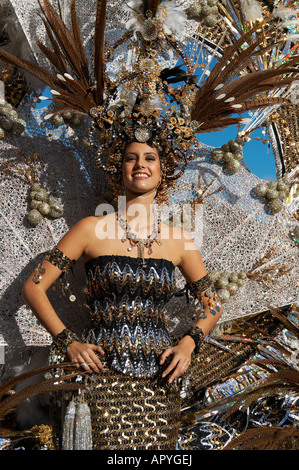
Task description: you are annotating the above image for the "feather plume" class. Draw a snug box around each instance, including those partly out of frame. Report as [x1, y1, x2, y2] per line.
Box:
[70, 0, 90, 83]
[269, 306, 299, 339]
[0, 48, 62, 91]
[223, 426, 299, 450]
[219, 68, 298, 100]
[94, 0, 107, 106]
[190, 20, 299, 130]
[236, 97, 289, 112]
[144, 0, 161, 16]
[0, 0, 98, 115]
[194, 22, 264, 99]
[50, 95, 91, 114]
[37, 0, 84, 82]
[36, 40, 67, 76]
[37, 15, 68, 73]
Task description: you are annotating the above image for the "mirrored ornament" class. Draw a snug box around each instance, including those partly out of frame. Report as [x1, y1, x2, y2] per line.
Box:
[135, 127, 152, 142]
[142, 19, 159, 41]
[38, 202, 51, 215]
[254, 183, 268, 197]
[28, 208, 43, 226]
[217, 289, 230, 302]
[268, 198, 284, 214]
[49, 202, 64, 218]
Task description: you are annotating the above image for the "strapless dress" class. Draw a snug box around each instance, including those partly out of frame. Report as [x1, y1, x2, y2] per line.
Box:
[80, 254, 181, 450]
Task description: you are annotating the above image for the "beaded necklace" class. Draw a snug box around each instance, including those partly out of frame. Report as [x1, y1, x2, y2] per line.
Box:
[117, 209, 162, 268]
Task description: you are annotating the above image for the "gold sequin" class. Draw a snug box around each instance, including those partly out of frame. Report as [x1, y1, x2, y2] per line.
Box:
[84, 365, 181, 450]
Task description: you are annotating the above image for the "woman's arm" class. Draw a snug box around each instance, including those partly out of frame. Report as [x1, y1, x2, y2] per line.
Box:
[22, 217, 105, 373]
[160, 230, 223, 382]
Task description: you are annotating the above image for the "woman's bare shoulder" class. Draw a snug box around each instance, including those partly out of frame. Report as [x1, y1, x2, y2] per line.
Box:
[161, 222, 195, 243]
[71, 214, 115, 232]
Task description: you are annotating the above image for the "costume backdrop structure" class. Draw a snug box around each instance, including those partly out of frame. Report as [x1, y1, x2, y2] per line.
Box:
[0, 0, 298, 451]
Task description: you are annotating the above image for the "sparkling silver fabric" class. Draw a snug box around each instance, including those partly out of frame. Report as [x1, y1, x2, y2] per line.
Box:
[82, 255, 175, 378]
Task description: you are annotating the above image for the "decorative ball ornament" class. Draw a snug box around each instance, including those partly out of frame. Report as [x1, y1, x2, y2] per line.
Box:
[228, 282, 239, 294]
[254, 183, 268, 197]
[0, 100, 26, 137]
[211, 269, 249, 301]
[268, 198, 284, 214]
[34, 188, 48, 201]
[49, 202, 64, 218]
[38, 202, 51, 215]
[266, 188, 279, 200]
[215, 276, 229, 289]
[217, 289, 230, 302]
[210, 137, 244, 174]
[185, 0, 220, 27]
[49, 111, 84, 129]
[253, 176, 291, 214]
[31, 199, 41, 210]
[27, 208, 43, 226]
[228, 273, 239, 283]
[210, 149, 223, 162]
[223, 160, 241, 174]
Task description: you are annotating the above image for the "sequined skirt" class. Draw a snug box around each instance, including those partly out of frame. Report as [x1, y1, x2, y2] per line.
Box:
[83, 366, 181, 450]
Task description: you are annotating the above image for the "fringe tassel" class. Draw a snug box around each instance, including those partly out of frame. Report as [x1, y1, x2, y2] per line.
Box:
[74, 399, 93, 450]
[62, 400, 76, 450]
[62, 393, 93, 450]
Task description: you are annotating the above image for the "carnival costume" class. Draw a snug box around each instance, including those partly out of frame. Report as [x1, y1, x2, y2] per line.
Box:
[0, 0, 299, 451]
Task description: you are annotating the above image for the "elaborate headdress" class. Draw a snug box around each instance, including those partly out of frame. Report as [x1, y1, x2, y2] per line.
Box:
[0, 0, 298, 200]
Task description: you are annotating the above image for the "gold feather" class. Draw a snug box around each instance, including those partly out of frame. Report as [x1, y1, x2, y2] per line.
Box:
[37, 0, 83, 81]
[0, 363, 86, 421]
[36, 40, 67, 75]
[94, 0, 107, 106]
[70, 0, 90, 83]
[145, 0, 161, 15]
[224, 426, 299, 450]
[191, 19, 299, 129]
[0, 48, 62, 91]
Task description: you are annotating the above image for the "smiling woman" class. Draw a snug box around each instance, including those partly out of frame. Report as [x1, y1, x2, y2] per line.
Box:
[22, 135, 224, 449]
[122, 142, 162, 197]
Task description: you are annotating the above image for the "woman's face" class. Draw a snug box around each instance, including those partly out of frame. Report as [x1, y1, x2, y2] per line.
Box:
[122, 142, 161, 196]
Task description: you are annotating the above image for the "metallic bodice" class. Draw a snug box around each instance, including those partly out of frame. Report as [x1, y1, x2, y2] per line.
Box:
[82, 255, 176, 378]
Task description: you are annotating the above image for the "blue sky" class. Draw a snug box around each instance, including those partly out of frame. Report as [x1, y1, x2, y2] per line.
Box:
[199, 125, 277, 181]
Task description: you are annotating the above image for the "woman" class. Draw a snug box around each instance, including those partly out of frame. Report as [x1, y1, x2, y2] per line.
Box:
[22, 141, 223, 450]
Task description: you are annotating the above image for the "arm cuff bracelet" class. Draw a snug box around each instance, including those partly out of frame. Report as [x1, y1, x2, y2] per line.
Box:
[184, 326, 205, 354]
[53, 328, 79, 354]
